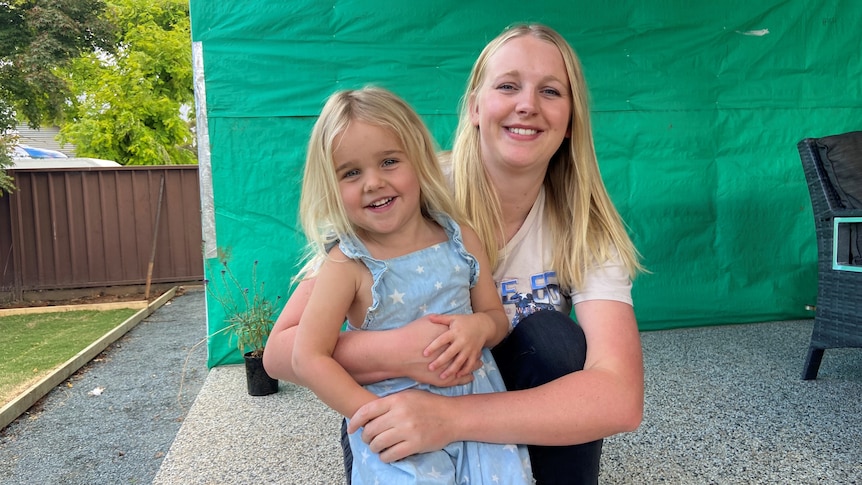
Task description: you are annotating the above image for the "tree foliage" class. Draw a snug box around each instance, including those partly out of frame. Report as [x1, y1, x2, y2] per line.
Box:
[59, 0, 195, 165]
[0, 0, 114, 194]
[0, 103, 16, 194]
[0, 0, 114, 128]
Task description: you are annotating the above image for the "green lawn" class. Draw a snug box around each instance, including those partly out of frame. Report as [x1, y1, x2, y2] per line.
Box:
[0, 308, 138, 405]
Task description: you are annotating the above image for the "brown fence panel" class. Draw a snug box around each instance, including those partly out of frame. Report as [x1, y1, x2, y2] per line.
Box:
[0, 166, 203, 299]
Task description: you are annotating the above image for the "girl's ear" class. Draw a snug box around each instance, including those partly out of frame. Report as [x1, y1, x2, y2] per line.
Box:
[469, 92, 480, 127]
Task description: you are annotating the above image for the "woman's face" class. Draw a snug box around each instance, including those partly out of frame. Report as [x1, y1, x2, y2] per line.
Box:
[470, 35, 572, 176]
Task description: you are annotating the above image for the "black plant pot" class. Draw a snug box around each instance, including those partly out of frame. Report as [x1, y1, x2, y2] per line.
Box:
[243, 351, 279, 396]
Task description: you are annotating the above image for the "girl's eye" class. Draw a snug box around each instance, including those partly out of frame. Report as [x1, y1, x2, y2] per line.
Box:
[382, 158, 398, 167]
[342, 169, 360, 179]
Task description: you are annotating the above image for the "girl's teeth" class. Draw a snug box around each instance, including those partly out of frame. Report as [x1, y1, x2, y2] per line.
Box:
[509, 127, 538, 135]
[370, 197, 393, 208]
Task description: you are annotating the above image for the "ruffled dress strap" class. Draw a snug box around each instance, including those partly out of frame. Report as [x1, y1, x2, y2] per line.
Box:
[428, 211, 479, 288]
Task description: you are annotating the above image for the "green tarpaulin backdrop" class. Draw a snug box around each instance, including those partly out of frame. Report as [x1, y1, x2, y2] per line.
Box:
[190, 1, 862, 367]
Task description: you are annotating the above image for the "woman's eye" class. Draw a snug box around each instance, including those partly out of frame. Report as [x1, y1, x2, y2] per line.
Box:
[497, 83, 516, 91]
[541, 88, 561, 97]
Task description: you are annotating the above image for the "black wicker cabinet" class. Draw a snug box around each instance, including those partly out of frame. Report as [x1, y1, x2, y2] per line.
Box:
[797, 132, 862, 380]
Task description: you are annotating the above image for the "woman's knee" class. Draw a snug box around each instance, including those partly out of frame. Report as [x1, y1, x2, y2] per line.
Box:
[492, 310, 587, 390]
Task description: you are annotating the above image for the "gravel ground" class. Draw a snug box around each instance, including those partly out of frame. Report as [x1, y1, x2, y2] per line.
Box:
[0, 287, 208, 485]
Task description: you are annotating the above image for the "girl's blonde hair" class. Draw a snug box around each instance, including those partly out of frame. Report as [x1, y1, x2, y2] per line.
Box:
[450, 23, 641, 290]
[299, 87, 460, 270]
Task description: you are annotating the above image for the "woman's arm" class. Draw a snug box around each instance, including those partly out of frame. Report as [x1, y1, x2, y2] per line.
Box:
[263, 279, 476, 386]
[262, 278, 315, 383]
[348, 299, 644, 462]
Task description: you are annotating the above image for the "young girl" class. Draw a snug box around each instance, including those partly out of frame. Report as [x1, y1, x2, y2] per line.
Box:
[291, 87, 533, 485]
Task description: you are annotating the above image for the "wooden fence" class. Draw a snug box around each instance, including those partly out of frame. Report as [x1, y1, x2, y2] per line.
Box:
[0, 166, 203, 302]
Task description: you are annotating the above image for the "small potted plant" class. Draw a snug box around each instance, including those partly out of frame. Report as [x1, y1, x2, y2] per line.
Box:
[206, 250, 281, 396]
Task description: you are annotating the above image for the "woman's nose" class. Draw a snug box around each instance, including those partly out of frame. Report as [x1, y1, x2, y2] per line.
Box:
[516, 90, 538, 116]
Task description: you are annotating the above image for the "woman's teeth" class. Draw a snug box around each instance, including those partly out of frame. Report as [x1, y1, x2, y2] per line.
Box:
[508, 127, 538, 135]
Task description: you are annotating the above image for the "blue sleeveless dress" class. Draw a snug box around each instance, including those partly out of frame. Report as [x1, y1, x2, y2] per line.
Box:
[340, 213, 533, 485]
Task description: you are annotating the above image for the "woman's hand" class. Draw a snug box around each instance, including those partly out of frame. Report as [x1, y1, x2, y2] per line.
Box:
[347, 389, 456, 462]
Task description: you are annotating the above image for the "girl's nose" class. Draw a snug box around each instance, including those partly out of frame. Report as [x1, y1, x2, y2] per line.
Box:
[363, 171, 385, 192]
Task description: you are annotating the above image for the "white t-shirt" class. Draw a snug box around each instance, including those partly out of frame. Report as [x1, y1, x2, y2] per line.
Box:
[493, 187, 633, 328]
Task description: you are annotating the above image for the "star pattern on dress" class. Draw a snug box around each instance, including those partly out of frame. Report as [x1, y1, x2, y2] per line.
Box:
[425, 466, 444, 479]
[347, 219, 532, 484]
[389, 289, 405, 304]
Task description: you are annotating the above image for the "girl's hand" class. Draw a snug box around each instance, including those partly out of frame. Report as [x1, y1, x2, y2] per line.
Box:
[423, 313, 488, 379]
[395, 317, 478, 386]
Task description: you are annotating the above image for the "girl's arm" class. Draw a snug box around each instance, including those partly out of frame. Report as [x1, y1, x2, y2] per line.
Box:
[461, 223, 509, 345]
[348, 299, 644, 462]
[291, 253, 378, 417]
[422, 225, 510, 379]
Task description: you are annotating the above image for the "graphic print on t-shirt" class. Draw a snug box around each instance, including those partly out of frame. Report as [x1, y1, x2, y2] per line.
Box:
[499, 270, 561, 327]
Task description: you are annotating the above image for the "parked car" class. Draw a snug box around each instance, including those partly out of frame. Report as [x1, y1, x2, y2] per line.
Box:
[12, 144, 68, 159]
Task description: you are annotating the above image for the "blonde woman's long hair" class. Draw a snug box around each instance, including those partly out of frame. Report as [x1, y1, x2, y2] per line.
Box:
[299, 87, 460, 273]
[450, 23, 641, 290]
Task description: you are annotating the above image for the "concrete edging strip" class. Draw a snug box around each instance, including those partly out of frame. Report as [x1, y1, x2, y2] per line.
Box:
[0, 287, 178, 430]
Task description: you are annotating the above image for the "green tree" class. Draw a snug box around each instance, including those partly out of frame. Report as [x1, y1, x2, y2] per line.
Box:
[59, 0, 195, 165]
[0, 0, 113, 195]
[0, 103, 16, 194]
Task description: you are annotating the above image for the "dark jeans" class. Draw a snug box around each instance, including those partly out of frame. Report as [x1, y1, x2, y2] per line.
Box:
[491, 310, 601, 485]
[340, 310, 600, 485]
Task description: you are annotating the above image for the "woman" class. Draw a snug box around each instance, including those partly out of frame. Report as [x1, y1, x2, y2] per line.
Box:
[264, 23, 644, 485]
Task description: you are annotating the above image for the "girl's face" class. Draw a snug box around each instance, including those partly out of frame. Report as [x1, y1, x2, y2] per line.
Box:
[470, 35, 572, 176]
[332, 120, 423, 240]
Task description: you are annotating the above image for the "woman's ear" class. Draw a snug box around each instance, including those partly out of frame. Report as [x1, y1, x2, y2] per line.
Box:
[469, 93, 480, 127]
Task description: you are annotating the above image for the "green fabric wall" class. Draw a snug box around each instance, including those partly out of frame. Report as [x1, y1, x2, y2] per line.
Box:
[191, 0, 862, 367]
